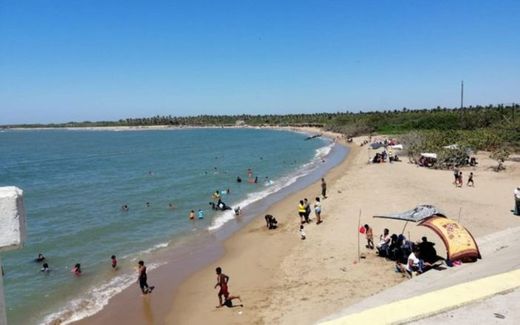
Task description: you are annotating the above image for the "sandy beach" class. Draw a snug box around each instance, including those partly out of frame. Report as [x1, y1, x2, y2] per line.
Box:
[166, 133, 519, 325]
[72, 130, 520, 325]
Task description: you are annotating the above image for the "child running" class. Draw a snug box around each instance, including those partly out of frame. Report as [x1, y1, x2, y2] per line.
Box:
[214, 267, 230, 307]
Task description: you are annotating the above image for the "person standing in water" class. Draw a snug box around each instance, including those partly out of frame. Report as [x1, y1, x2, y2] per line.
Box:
[111, 255, 118, 270]
[189, 210, 195, 220]
[197, 209, 205, 219]
[138, 260, 155, 295]
[71, 263, 81, 276]
[321, 178, 327, 199]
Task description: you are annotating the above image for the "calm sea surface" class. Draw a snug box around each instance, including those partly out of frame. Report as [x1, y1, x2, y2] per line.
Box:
[0, 128, 334, 324]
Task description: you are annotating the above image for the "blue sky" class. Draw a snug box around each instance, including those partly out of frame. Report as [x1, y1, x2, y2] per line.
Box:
[1, 0, 519, 124]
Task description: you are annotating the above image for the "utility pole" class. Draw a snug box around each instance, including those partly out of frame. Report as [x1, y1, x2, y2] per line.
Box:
[460, 80, 464, 109]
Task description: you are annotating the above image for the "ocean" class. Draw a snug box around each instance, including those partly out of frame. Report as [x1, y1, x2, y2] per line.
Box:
[0, 128, 345, 324]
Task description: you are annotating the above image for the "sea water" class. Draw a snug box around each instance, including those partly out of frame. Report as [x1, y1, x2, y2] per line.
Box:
[0, 128, 338, 324]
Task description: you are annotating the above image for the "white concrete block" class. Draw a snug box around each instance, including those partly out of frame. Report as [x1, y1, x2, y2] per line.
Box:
[0, 187, 26, 252]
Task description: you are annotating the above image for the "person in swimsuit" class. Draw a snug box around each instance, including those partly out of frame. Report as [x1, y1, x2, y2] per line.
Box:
[138, 260, 155, 295]
[111, 255, 118, 270]
[189, 210, 195, 220]
[72, 263, 81, 276]
[214, 267, 230, 307]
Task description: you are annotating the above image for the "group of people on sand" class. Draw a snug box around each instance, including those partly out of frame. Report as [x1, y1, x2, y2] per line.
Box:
[362, 225, 438, 278]
[294, 178, 328, 240]
[453, 168, 474, 187]
[31, 252, 155, 295]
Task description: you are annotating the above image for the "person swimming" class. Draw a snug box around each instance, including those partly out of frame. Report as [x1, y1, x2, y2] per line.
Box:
[121, 204, 129, 211]
[41, 263, 50, 273]
[236, 176, 242, 183]
[72, 263, 81, 276]
[35, 253, 46, 263]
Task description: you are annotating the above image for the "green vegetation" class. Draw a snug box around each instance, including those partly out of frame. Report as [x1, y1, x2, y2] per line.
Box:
[3, 104, 519, 153]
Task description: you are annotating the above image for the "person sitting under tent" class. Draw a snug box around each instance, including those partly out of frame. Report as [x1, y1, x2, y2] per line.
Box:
[396, 247, 432, 278]
[376, 228, 391, 257]
[265, 214, 278, 229]
[417, 237, 437, 264]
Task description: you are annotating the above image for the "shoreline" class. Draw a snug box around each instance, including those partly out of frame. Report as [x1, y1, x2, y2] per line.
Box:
[68, 127, 346, 325]
[166, 136, 520, 324]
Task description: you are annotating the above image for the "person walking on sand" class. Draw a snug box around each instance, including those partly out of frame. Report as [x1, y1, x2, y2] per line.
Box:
[453, 168, 459, 185]
[364, 224, 374, 249]
[467, 172, 474, 187]
[138, 260, 155, 295]
[321, 178, 327, 198]
[215, 267, 230, 307]
[299, 224, 306, 240]
[298, 200, 306, 224]
[304, 198, 311, 223]
[314, 197, 322, 224]
[458, 172, 463, 187]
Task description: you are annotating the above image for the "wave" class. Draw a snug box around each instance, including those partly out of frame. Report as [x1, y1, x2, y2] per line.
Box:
[208, 141, 334, 231]
[41, 262, 165, 325]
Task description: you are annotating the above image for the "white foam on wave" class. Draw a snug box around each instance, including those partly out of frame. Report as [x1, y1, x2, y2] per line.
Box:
[42, 262, 164, 325]
[208, 141, 335, 232]
[121, 241, 169, 261]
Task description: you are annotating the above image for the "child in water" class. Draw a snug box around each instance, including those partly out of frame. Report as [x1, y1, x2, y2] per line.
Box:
[111, 255, 118, 270]
[72, 263, 81, 276]
[197, 209, 205, 219]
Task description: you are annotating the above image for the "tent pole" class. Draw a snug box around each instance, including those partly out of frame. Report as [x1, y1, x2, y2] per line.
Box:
[357, 209, 361, 262]
[401, 221, 408, 235]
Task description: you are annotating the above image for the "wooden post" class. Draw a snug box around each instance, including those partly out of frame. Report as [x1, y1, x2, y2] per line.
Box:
[0, 186, 27, 325]
[357, 209, 361, 262]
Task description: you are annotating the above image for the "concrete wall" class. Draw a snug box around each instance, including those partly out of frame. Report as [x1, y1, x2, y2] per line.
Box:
[0, 187, 26, 252]
[0, 186, 26, 325]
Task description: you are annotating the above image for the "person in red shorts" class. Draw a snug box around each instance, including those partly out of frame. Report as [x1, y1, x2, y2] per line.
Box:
[214, 266, 230, 307]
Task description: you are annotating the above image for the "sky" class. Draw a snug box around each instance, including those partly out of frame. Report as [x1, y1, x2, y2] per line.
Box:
[1, 0, 519, 124]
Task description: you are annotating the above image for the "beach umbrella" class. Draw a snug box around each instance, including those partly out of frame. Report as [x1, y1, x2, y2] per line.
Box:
[418, 216, 481, 262]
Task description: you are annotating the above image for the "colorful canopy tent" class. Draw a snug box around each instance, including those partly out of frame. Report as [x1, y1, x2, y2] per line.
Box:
[418, 216, 481, 262]
[374, 205, 481, 262]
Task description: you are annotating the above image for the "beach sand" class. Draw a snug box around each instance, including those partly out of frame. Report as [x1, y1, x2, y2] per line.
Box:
[75, 130, 520, 325]
[166, 134, 520, 325]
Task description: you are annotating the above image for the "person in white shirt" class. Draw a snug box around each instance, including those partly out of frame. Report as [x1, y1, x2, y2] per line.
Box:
[397, 247, 431, 278]
[514, 186, 520, 215]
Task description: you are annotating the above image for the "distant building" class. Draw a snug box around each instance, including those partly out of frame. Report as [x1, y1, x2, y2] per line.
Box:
[235, 120, 246, 126]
